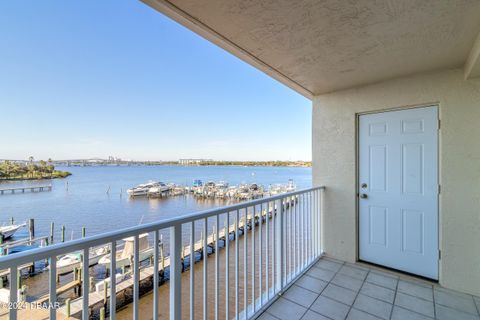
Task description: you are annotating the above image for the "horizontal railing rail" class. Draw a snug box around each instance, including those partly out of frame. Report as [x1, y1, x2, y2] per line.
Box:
[0, 185, 325, 320]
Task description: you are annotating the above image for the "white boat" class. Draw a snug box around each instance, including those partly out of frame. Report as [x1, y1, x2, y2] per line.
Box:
[127, 181, 160, 197]
[236, 184, 251, 200]
[0, 223, 26, 240]
[268, 184, 284, 196]
[226, 186, 238, 198]
[146, 182, 170, 196]
[285, 179, 296, 192]
[98, 233, 155, 269]
[52, 245, 110, 275]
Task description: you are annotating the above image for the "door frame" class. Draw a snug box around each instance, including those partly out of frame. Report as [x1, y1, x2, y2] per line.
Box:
[355, 103, 441, 279]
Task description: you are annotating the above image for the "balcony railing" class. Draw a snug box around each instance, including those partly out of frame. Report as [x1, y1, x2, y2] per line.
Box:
[0, 186, 325, 320]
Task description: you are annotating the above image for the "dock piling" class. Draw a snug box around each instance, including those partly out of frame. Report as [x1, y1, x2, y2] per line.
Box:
[89, 276, 94, 291]
[103, 282, 108, 304]
[50, 222, 55, 244]
[160, 242, 164, 271]
[28, 218, 35, 273]
[66, 298, 71, 318]
[28, 219, 35, 241]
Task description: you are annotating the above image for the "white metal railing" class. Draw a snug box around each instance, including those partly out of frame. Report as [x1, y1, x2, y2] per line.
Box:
[0, 186, 325, 320]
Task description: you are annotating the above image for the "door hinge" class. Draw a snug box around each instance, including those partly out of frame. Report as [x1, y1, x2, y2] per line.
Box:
[439, 250, 441, 260]
[438, 119, 441, 129]
[438, 185, 441, 194]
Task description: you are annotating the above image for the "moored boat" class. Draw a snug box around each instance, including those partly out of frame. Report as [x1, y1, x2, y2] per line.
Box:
[0, 223, 26, 240]
[127, 181, 160, 197]
[98, 233, 156, 269]
[146, 182, 170, 196]
[51, 245, 110, 275]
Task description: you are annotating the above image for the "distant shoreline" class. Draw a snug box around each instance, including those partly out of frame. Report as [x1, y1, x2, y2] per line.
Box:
[53, 161, 312, 168]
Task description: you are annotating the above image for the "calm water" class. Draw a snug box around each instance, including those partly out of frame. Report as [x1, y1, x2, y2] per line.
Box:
[0, 166, 312, 319]
[0, 165, 311, 243]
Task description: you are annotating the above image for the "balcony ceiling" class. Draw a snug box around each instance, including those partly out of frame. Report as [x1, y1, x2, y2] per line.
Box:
[143, 0, 480, 98]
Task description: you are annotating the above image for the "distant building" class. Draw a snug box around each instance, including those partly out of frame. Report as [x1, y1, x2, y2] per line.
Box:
[108, 156, 122, 162]
[179, 159, 213, 165]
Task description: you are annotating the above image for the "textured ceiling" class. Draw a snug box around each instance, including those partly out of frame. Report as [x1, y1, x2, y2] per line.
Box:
[144, 0, 480, 96]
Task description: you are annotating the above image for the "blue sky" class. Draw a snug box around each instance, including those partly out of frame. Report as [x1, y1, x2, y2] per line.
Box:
[0, 1, 311, 161]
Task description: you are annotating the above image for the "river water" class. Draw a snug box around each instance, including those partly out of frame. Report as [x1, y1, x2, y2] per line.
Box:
[0, 166, 312, 319]
[0, 165, 311, 243]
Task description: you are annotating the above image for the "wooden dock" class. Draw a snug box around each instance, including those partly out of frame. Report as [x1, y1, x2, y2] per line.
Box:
[0, 262, 35, 278]
[0, 185, 52, 195]
[59, 201, 290, 319]
[0, 236, 49, 252]
[36, 279, 82, 305]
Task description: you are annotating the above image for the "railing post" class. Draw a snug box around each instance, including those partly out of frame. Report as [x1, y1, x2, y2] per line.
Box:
[82, 248, 90, 320]
[314, 190, 318, 257]
[318, 188, 325, 256]
[275, 198, 284, 292]
[133, 235, 139, 320]
[9, 267, 17, 320]
[153, 231, 159, 320]
[110, 241, 117, 320]
[170, 224, 182, 320]
[49, 255, 57, 320]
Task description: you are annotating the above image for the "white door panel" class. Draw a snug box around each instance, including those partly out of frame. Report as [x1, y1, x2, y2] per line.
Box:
[359, 106, 438, 279]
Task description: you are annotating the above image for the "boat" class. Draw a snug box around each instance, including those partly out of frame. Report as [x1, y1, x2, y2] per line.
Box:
[98, 233, 155, 269]
[193, 179, 203, 187]
[0, 223, 26, 240]
[214, 182, 229, 198]
[127, 181, 160, 197]
[146, 182, 170, 196]
[249, 183, 264, 199]
[204, 181, 216, 188]
[268, 184, 284, 196]
[285, 179, 296, 192]
[52, 245, 110, 275]
[226, 186, 238, 198]
[236, 184, 251, 200]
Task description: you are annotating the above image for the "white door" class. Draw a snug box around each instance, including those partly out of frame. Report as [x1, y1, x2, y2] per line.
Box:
[359, 106, 439, 279]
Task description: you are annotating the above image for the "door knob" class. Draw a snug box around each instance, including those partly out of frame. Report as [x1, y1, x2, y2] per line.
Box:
[360, 193, 368, 199]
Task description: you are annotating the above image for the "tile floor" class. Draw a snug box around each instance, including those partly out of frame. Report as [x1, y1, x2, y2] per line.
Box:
[258, 257, 480, 320]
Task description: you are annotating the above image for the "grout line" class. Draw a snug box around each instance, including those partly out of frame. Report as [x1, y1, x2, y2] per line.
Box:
[389, 274, 400, 319]
[364, 274, 399, 291]
[394, 305, 435, 320]
[305, 310, 336, 320]
[475, 296, 480, 316]
[305, 260, 345, 318]
[263, 311, 281, 319]
[345, 268, 370, 319]
[292, 276, 328, 295]
[396, 290, 434, 303]
[434, 301, 480, 317]
[270, 258, 337, 316]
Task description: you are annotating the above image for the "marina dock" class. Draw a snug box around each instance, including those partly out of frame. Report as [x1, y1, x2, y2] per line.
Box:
[59, 200, 292, 319]
[0, 185, 52, 195]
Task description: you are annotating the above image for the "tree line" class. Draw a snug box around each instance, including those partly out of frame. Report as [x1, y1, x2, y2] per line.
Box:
[194, 160, 311, 167]
[0, 159, 71, 180]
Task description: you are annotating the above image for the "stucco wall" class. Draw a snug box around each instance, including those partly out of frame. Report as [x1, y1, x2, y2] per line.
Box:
[312, 68, 480, 295]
